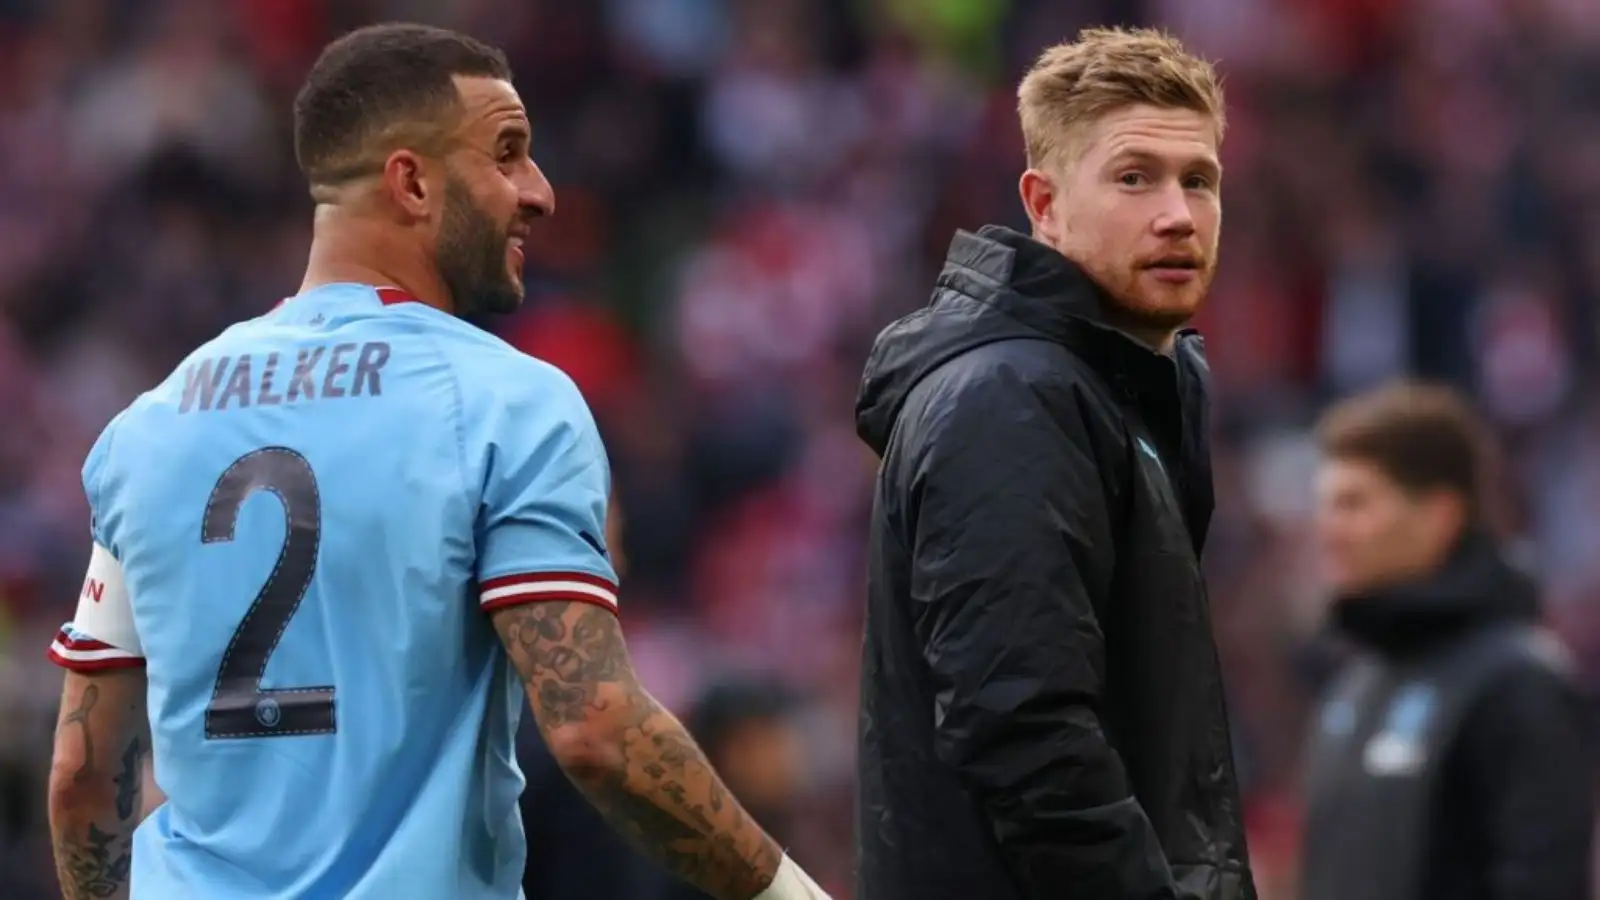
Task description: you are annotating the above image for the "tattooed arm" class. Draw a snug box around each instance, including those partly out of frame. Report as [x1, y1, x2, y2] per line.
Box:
[48, 668, 149, 900]
[492, 601, 828, 900]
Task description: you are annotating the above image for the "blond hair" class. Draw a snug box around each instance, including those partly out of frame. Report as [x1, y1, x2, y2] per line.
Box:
[1018, 27, 1225, 170]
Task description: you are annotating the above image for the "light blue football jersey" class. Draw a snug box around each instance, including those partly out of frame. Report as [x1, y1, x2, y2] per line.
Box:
[50, 283, 619, 899]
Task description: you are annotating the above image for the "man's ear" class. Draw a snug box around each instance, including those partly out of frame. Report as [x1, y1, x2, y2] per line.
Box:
[1019, 168, 1059, 245]
[381, 149, 434, 219]
[1419, 488, 1469, 554]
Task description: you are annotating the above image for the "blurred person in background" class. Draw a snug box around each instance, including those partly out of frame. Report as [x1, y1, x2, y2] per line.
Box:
[854, 26, 1253, 900]
[1302, 381, 1593, 900]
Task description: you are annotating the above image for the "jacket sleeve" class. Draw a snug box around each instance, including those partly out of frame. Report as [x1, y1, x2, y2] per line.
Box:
[902, 360, 1177, 899]
[1454, 661, 1593, 900]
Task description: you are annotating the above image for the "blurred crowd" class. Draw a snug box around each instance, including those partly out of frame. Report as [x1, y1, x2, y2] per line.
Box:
[1, 0, 1598, 897]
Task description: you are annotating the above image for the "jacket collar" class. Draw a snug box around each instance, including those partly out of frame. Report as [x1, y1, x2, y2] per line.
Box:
[1333, 532, 1541, 659]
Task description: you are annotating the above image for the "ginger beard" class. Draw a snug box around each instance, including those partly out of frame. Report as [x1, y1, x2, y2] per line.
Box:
[1135, 252, 1215, 333]
[1064, 209, 1217, 337]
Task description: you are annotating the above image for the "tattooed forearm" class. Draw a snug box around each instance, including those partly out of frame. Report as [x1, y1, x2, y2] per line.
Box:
[494, 601, 783, 900]
[51, 671, 147, 900]
[53, 734, 143, 899]
[583, 691, 783, 897]
[113, 737, 145, 822]
[54, 822, 132, 899]
[62, 684, 100, 785]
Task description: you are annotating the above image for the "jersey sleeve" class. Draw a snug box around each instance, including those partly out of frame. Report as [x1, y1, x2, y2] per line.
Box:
[475, 367, 619, 614]
[48, 421, 145, 671]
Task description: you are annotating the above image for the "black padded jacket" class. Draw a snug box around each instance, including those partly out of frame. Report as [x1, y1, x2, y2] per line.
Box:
[853, 225, 1255, 900]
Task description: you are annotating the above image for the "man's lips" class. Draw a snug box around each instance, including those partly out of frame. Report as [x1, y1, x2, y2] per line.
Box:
[1142, 256, 1202, 283]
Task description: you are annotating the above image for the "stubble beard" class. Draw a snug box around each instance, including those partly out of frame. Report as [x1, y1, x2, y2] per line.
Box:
[436, 178, 523, 317]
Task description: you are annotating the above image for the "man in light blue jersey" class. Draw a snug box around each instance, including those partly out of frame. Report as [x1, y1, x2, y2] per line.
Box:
[44, 22, 829, 900]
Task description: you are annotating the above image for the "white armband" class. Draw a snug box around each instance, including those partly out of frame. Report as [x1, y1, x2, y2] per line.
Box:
[755, 855, 831, 900]
[56, 542, 142, 660]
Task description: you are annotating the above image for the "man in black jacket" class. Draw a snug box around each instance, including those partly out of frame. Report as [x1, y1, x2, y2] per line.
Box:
[1302, 382, 1593, 900]
[854, 26, 1254, 900]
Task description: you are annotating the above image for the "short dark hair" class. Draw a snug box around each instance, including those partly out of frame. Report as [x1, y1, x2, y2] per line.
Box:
[293, 23, 512, 188]
[1316, 380, 1496, 521]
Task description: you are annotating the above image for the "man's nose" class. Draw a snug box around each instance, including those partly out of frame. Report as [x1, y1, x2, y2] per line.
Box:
[520, 161, 555, 218]
[1152, 182, 1195, 237]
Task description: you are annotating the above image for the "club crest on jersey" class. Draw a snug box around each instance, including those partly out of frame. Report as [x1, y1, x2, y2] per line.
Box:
[255, 698, 283, 729]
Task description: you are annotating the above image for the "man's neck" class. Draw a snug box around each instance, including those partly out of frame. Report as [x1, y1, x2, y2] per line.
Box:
[300, 207, 453, 313]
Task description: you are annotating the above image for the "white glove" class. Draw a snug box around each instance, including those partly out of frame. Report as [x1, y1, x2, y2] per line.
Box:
[754, 854, 831, 900]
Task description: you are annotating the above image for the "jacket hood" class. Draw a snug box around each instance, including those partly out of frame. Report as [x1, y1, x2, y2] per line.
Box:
[855, 226, 1120, 456]
[1333, 532, 1541, 658]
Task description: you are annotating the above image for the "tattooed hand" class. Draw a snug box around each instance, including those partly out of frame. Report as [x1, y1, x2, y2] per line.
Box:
[492, 600, 785, 900]
[49, 669, 148, 900]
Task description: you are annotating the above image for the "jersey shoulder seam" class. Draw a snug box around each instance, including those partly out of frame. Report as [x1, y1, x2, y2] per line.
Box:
[412, 324, 473, 500]
[422, 322, 587, 493]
